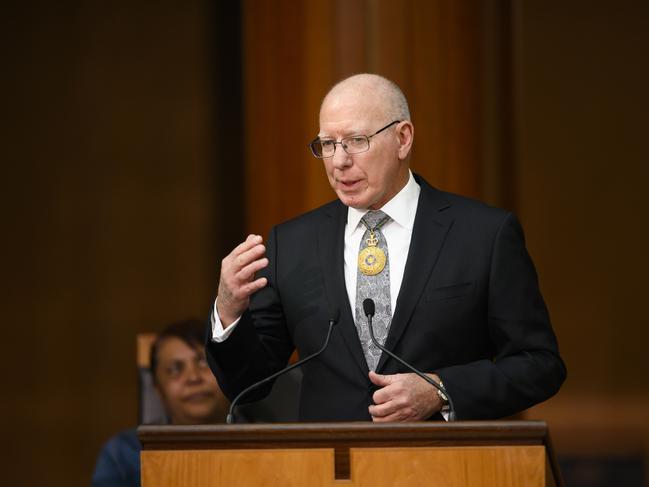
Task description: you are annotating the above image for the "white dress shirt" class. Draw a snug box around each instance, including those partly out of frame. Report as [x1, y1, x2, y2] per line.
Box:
[211, 171, 420, 341]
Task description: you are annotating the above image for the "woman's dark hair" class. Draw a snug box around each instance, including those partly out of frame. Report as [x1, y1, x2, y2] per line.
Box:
[149, 319, 206, 383]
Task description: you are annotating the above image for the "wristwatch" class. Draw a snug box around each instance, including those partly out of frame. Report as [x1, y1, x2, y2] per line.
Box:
[437, 379, 449, 406]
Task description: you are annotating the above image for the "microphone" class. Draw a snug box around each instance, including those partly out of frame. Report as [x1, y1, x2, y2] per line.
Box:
[226, 309, 340, 424]
[363, 298, 456, 421]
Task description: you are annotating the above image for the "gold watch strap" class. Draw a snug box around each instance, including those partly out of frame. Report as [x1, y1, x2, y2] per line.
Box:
[437, 379, 449, 403]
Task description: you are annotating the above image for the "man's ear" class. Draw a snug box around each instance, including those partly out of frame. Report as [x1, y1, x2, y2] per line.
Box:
[397, 121, 414, 160]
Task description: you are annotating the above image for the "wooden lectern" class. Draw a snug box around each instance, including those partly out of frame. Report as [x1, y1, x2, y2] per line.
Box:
[139, 421, 563, 486]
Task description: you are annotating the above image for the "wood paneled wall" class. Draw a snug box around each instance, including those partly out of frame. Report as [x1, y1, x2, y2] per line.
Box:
[243, 0, 486, 237]
[513, 0, 649, 465]
[1, 2, 240, 486]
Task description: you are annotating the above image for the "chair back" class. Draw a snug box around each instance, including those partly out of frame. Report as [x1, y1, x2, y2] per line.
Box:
[137, 333, 168, 424]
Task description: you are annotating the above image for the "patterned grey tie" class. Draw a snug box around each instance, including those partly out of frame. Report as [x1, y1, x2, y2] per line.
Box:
[354, 210, 392, 371]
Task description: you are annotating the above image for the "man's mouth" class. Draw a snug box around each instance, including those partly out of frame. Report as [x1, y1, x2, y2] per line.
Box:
[338, 179, 362, 191]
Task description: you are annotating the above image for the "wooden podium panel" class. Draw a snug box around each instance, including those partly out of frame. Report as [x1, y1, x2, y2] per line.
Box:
[140, 421, 562, 487]
[351, 446, 547, 486]
[142, 449, 335, 487]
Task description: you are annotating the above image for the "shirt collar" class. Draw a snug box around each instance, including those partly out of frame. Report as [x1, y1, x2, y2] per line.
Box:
[346, 171, 421, 236]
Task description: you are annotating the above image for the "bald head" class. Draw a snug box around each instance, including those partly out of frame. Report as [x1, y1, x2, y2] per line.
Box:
[321, 74, 411, 122]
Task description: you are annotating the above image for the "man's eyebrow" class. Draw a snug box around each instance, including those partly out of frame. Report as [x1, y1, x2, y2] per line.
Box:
[318, 129, 364, 139]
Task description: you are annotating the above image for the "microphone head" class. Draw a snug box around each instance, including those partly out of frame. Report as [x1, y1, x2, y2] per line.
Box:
[329, 307, 340, 325]
[363, 298, 375, 317]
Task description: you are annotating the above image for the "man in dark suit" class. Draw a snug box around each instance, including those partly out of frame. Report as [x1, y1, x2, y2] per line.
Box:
[206, 74, 565, 421]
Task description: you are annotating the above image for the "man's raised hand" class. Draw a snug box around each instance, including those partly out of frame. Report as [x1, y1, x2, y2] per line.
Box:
[216, 234, 269, 326]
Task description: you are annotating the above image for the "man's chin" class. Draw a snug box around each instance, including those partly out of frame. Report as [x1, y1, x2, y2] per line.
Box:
[337, 191, 369, 209]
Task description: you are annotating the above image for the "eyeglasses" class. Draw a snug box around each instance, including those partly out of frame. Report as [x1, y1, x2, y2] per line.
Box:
[309, 120, 401, 159]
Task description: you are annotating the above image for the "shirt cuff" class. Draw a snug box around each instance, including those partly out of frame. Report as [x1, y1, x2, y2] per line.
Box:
[210, 298, 241, 342]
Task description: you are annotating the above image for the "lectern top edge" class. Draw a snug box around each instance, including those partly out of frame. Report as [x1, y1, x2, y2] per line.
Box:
[139, 420, 549, 449]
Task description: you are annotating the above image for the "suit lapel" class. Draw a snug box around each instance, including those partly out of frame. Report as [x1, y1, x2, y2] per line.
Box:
[377, 180, 454, 372]
[317, 201, 370, 378]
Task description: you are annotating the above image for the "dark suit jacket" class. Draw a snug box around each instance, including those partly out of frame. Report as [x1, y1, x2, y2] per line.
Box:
[206, 175, 566, 421]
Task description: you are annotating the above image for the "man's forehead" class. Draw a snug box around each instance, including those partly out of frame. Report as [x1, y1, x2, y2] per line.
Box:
[318, 118, 372, 136]
[319, 98, 383, 134]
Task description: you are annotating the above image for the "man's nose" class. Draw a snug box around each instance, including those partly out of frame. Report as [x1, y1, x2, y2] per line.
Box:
[331, 144, 352, 169]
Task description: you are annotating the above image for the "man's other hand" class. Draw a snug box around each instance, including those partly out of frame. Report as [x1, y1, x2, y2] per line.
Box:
[368, 371, 443, 422]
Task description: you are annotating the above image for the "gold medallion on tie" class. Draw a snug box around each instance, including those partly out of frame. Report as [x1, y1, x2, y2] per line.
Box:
[358, 230, 387, 276]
